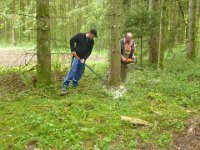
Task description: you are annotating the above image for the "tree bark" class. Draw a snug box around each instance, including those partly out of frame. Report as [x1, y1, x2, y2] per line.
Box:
[109, 0, 121, 86]
[12, 28, 16, 46]
[187, 0, 197, 60]
[36, 0, 51, 87]
[4, 21, 9, 45]
[50, 0, 57, 47]
[158, 0, 167, 69]
[168, 0, 177, 48]
[12, 0, 17, 46]
[149, 0, 159, 65]
[27, 0, 31, 43]
[19, 0, 25, 45]
[177, 0, 186, 43]
[197, 0, 200, 56]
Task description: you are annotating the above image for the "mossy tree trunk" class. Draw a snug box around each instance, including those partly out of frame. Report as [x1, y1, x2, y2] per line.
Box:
[149, 0, 159, 66]
[177, 0, 187, 44]
[158, 0, 167, 69]
[196, 1, 200, 57]
[12, 0, 17, 46]
[187, 0, 197, 60]
[109, 0, 121, 86]
[36, 0, 51, 87]
[19, 0, 25, 45]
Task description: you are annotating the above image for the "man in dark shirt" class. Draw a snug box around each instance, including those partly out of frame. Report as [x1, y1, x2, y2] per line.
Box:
[62, 29, 97, 92]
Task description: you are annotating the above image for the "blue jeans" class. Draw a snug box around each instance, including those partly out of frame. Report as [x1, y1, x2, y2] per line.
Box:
[63, 57, 85, 87]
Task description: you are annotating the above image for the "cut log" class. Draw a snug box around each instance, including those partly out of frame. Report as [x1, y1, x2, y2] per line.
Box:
[121, 116, 149, 126]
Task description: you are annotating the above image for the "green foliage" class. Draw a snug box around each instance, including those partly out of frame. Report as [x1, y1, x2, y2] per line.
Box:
[123, 7, 150, 37]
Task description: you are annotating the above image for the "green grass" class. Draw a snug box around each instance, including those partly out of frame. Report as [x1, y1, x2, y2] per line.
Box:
[0, 54, 200, 149]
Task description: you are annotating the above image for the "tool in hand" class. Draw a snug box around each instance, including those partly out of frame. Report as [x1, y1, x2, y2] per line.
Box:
[72, 53, 105, 81]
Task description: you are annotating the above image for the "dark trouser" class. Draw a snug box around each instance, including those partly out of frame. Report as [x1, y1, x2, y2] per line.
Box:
[121, 62, 128, 82]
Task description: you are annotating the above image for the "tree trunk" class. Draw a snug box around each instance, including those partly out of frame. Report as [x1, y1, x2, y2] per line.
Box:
[19, 0, 25, 45]
[197, 0, 200, 56]
[109, 0, 121, 86]
[177, 0, 186, 43]
[149, 0, 159, 65]
[36, 0, 51, 87]
[168, 0, 177, 48]
[187, 0, 197, 60]
[50, 0, 56, 47]
[12, 0, 17, 46]
[12, 28, 16, 46]
[140, 37, 143, 65]
[4, 21, 9, 45]
[158, 0, 167, 69]
[27, 0, 31, 43]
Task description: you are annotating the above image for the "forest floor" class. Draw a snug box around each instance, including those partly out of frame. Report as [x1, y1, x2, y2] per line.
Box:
[0, 51, 200, 149]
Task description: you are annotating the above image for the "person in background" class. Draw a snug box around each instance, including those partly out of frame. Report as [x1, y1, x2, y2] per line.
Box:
[62, 29, 97, 93]
[120, 32, 136, 82]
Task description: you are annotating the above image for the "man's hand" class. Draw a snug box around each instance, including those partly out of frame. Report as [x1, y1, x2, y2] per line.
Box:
[71, 51, 77, 56]
[71, 51, 81, 60]
[121, 55, 126, 62]
[80, 59, 85, 64]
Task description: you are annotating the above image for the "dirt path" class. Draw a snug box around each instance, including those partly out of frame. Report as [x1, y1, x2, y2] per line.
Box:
[174, 116, 200, 150]
[0, 50, 37, 67]
[0, 49, 106, 67]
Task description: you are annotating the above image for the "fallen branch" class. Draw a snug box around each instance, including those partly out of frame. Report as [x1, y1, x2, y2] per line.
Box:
[121, 116, 149, 126]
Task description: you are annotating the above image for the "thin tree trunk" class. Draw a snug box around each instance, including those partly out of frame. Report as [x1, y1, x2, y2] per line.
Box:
[158, 0, 167, 69]
[168, 0, 177, 48]
[12, 28, 16, 46]
[76, 1, 82, 33]
[140, 37, 143, 65]
[19, 0, 25, 45]
[12, 0, 17, 46]
[177, 0, 186, 43]
[187, 0, 197, 60]
[36, 0, 51, 87]
[72, 0, 77, 34]
[149, 0, 159, 65]
[63, 0, 67, 43]
[4, 21, 9, 45]
[27, 0, 31, 43]
[50, 0, 57, 47]
[109, 0, 121, 86]
[197, 0, 200, 56]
